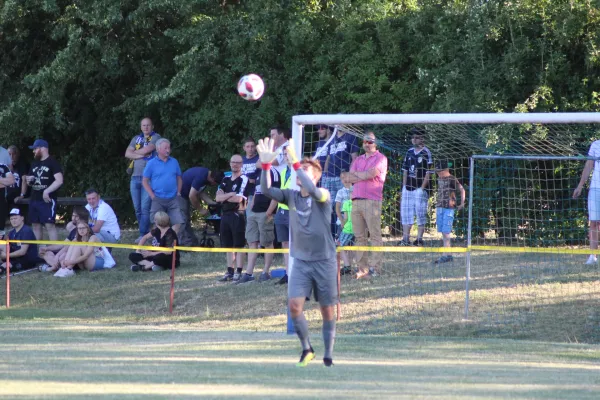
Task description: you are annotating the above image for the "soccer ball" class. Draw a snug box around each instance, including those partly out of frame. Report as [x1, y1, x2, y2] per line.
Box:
[237, 74, 265, 101]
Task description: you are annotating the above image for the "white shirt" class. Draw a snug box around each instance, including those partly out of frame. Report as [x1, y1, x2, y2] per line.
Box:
[589, 141, 600, 189]
[0, 147, 11, 168]
[274, 140, 289, 175]
[86, 200, 121, 240]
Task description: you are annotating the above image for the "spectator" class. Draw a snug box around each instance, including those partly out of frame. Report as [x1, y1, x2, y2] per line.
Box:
[129, 211, 180, 272]
[268, 127, 291, 175]
[0, 208, 38, 273]
[400, 128, 433, 246]
[142, 138, 184, 235]
[433, 160, 465, 264]
[0, 158, 15, 230]
[274, 148, 292, 285]
[238, 165, 280, 284]
[336, 173, 354, 275]
[0, 146, 11, 168]
[179, 167, 223, 247]
[53, 221, 114, 278]
[315, 125, 332, 173]
[19, 139, 63, 241]
[216, 154, 250, 282]
[324, 126, 359, 234]
[125, 117, 161, 242]
[6, 145, 29, 210]
[39, 207, 90, 273]
[85, 188, 121, 244]
[573, 139, 600, 264]
[242, 137, 259, 210]
[347, 132, 388, 279]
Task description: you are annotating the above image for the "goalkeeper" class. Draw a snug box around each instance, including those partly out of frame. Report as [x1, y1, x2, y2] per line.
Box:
[257, 137, 337, 368]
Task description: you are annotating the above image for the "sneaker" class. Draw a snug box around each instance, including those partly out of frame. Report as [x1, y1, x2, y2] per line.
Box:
[296, 347, 315, 367]
[277, 274, 288, 285]
[38, 264, 52, 272]
[54, 268, 74, 278]
[151, 265, 164, 272]
[232, 272, 241, 282]
[586, 255, 598, 265]
[258, 272, 271, 282]
[434, 255, 454, 264]
[397, 240, 412, 246]
[413, 238, 424, 246]
[368, 267, 379, 277]
[356, 268, 371, 280]
[323, 358, 334, 367]
[236, 273, 255, 284]
[217, 273, 233, 282]
[130, 264, 143, 272]
[340, 266, 352, 275]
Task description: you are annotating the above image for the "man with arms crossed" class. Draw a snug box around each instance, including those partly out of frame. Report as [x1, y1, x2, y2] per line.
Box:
[258, 137, 337, 367]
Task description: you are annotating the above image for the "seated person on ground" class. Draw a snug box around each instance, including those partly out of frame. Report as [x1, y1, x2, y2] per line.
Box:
[85, 188, 121, 244]
[53, 221, 113, 278]
[39, 206, 90, 273]
[129, 211, 180, 272]
[0, 208, 39, 273]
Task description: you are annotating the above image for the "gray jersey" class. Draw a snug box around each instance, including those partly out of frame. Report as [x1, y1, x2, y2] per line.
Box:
[283, 190, 336, 261]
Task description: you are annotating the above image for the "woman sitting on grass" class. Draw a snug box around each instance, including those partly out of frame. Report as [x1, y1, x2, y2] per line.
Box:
[54, 221, 107, 278]
[129, 211, 180, 272]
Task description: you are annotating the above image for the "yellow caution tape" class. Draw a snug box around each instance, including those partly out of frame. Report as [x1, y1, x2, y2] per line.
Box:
[468, 245, 595, 255]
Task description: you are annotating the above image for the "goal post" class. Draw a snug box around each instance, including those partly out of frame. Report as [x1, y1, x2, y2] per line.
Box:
[288, 112, 600, 341]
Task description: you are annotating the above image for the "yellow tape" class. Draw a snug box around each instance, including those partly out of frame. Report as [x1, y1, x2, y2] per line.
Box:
[337, 246, 467, 253]
[8, 240, 174, 252]
[468, 245, 595, 255]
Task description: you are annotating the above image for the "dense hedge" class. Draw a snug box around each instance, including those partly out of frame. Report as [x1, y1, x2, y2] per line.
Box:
[1, 0, 600, 223]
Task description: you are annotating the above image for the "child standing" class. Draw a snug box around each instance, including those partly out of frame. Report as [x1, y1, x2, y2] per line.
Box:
[434, 160, 465, 264]
[338, 197, 354, 275]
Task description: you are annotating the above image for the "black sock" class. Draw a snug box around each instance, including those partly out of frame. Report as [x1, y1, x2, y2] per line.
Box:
[227, 267, 234, 275]
[291, 313, 311, 351]
[236, 267, 243, 274]
[322, 319, 336, 359]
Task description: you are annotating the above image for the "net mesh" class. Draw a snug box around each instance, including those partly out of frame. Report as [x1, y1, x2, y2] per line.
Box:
[299, 121, 600, 342]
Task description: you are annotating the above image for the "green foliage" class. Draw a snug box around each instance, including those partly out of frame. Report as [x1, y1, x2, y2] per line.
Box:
[2, 0, 600, 222]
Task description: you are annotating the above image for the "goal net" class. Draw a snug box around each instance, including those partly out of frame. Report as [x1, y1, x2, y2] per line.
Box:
[294, 113, 600, 342]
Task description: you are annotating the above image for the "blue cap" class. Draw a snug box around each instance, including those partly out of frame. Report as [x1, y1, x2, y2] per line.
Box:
[29, 139, 49, 149]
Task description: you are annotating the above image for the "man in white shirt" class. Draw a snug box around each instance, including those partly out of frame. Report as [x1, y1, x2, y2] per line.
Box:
[574, 140, 600, 264]
[85, 188, 121, 244]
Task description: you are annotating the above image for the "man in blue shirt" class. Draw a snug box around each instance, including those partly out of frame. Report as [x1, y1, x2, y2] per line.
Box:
[142, 138, 184, 235]
[179, 167, 224, 246]
[0, 208, 39, 273]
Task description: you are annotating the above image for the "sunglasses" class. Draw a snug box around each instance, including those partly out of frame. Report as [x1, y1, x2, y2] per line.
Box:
[364, 140, 374, 145]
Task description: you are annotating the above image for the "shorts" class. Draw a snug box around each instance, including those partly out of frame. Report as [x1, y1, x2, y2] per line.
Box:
[401, 187, 428, 226]
[150, 196, 185, 226]
[589, 189, 600, 221]
[436, 207, 455, 234]
[338, 232, 355, 247]
[245, 211, 275, 246]
[220, 211, 246, 248]
[288, 258, 338, 307]
[275, 208, 290, 242]
[29, 199, 56, 224]
[92, 256, 106, 271]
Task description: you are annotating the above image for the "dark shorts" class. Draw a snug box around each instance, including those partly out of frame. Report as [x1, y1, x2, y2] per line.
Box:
[274, 208, 289, 242]
[288, 258, 338, 307]
[29, 199, 56, 224]
[220, 212, 246, 248]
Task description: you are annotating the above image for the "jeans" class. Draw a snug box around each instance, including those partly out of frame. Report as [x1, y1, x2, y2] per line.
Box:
[130, 176, 151, 235]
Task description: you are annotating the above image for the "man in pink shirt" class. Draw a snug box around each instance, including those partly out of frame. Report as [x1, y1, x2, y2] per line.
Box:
[347, 131, 388, 279]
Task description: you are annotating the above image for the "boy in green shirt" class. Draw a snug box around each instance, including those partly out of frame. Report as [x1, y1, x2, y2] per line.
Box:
[338, 198, 354, 275]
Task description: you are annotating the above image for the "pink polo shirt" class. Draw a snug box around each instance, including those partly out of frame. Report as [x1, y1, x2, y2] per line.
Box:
[350, 150, 388, 201]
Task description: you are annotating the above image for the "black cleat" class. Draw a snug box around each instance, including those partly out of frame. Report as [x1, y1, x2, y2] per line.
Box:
[277, 274, 288, 285]
[296, 347, 315, 367]
[323, 357, 334, 367]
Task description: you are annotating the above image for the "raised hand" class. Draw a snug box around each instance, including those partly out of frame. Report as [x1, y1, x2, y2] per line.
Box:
[286, 140, 299, 165]
[256, 137, 279, 164]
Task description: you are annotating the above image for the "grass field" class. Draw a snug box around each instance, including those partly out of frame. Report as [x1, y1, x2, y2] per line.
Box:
[1, 228, 600, 398]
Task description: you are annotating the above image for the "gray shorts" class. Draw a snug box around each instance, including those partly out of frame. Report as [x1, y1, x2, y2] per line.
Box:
[288, 258, 338, 307]
[275, 208, 289, 242]
[150, 196, 185, 226]
[245, 211, 275, 246]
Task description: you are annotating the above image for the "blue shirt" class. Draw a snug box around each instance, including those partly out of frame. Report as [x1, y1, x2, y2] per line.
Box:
[143, 156, 182, 199]
[9, 224, 38, 262]
[327, 133, 359, 177]
[315, 138, 330, 176]
[181, 167, 210, 198]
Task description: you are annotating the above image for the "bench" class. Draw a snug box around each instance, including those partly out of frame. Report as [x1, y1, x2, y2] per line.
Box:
[15, 197, 121, 206]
